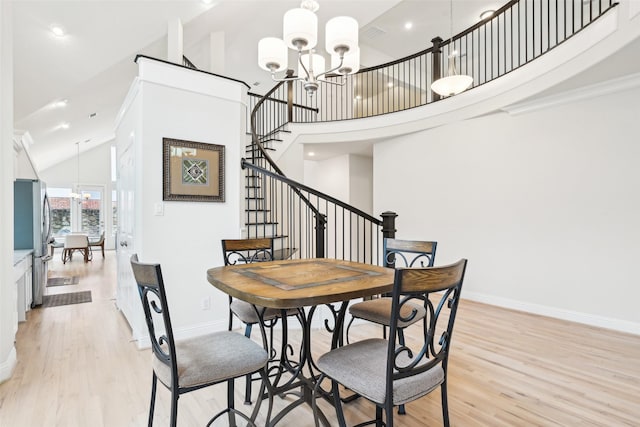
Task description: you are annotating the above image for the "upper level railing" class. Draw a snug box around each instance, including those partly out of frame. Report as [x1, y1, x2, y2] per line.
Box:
[250, 0, 617, 124]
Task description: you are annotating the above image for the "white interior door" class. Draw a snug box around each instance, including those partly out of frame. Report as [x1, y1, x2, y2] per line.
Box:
[116, 133, 141, 340]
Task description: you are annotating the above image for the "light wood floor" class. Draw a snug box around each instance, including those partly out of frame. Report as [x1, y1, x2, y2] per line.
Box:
[1, 251, 639, 426]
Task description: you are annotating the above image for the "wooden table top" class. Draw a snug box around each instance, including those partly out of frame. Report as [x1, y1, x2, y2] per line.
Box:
[206, 258, 395, 309]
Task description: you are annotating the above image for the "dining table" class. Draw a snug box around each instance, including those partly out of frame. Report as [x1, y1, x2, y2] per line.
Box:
[206, 257, 395, 426]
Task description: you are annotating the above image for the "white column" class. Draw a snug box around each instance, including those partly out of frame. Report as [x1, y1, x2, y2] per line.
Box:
[167, 18, 183, 64]
[0, 0, 17, 383]
[209, 31, 225, 74]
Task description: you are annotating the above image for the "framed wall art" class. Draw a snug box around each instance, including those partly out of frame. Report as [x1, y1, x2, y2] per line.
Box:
[162, 138, 225, 202]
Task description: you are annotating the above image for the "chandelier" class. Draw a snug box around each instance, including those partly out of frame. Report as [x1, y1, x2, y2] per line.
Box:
[431, 0, 473, 97]
[70, 142, 90, 202]
[257, 0, 360, 96]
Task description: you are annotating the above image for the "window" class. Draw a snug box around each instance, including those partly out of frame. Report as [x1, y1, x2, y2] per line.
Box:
[48, 186, 104, 239]
[48, 187, 72, 238]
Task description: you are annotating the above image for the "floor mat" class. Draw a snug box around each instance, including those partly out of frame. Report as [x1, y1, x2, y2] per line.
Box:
[47, 276, 80, 287]
[42, 291, 92, 308]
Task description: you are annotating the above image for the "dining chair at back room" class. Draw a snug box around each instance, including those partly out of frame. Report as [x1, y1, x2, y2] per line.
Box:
[130, 254, 273, 427]
[315, 259, 468, 427]
[89, 231, 105, 258]
[221, 238, 299, 404]
[62, 234, 91, 264]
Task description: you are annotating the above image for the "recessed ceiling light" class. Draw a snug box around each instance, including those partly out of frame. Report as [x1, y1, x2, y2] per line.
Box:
[404, 22, 413, 30]
[50, 25, 66, 37]
[308, 152, 315, 157]
[387, 82, 394, 88]
[480, 10, 495, 20]
[53, 99, 68, 108]
[59, 122, 70, 130]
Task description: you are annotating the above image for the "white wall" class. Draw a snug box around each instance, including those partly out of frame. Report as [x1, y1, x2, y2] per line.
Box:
[116, 58, 247, 341]
[349, 155, 374, 215]
[0, 0, 16, 382]
[374, 86, 640, 334]
[304, 154, 373, 215]
[304, 155, 350, 202]
[40, 142, 112, 188]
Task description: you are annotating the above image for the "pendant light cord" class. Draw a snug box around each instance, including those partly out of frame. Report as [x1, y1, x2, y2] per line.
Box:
[449, 0, 455, 58]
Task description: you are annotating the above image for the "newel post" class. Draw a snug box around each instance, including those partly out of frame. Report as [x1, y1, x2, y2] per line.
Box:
[381, 211, 397, 268]
[315, 213, 327, 258]
[431, 37, 443, 102]
[381, 211, 397, 240]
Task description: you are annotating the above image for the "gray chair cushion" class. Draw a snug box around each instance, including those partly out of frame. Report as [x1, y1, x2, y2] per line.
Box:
[349, 297, 426, 328]
[230, 299, 298, 324]
[153, 331, 268, 389]
[317, 338, 444, 406]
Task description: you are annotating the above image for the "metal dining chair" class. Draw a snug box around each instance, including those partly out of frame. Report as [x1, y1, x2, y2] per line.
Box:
[345, 238, 437, 414]
[315, 259, 468, 427]
[130, 254, 273, 427]
[347, 238, 437, 344]
[221, 238, 298, 404]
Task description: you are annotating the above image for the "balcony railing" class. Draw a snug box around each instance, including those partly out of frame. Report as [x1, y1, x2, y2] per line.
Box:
[250, 0, 617, 124]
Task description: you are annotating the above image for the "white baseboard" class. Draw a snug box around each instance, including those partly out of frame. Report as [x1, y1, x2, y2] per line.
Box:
[463, 291, 640, 336]
[0, 346, 17, 383]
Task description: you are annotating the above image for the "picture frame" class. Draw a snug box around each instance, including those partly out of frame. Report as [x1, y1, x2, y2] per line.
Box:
[162, 138, 225, 202]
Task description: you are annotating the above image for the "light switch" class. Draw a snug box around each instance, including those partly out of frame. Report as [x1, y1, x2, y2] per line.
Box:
[154, 202, 164, 216]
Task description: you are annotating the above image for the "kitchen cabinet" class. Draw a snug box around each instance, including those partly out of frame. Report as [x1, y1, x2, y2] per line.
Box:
[13, 250, 33, 324]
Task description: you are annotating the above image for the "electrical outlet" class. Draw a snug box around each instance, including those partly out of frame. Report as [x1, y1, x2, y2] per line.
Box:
[201, 296, 211, 310]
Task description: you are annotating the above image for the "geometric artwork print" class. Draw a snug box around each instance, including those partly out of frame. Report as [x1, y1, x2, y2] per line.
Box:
[182, 159, 209, 185]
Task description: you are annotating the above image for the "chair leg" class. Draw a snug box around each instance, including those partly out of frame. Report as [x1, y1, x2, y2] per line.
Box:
[170, 388, 179, 427]
[441, 381, 450, 427]
[331, 380, 347, 427]
[376, 406, 384, 427]
[244, 323, 254, 405]
[396, 328, 407, 415]
[148, 372, 157, 427]
[384, 402, 394, 427]
[227, 379, 237, 427]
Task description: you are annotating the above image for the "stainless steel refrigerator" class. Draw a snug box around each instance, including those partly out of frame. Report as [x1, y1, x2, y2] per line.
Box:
[14, 179, 52, 306]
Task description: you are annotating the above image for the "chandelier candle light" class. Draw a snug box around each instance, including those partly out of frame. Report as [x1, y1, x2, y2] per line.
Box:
[431, 0, 473, 97]
[258, 0, 360, 96]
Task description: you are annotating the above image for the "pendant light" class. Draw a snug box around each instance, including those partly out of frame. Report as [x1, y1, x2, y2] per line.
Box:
[70, 142, 90, 202]
[431, 0, 473, 97]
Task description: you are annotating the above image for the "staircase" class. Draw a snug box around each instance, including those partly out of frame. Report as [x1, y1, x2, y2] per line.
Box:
[244, 121, 297, 260]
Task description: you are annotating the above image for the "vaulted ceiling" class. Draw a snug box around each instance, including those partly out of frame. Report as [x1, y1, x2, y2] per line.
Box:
[13, 0, 504, 171]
